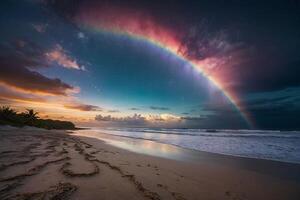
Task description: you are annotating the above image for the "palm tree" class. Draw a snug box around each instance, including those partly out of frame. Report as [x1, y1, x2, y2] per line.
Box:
[25, 109, 39, 119]
[0, 106, 17, 121]
[22, 109, 39, 125]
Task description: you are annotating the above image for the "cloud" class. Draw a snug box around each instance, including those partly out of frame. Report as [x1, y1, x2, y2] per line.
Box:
[64, 103, 102, 111]
[48, 0, 300, 94]
[0, 84, 46, 103]
[0, 39, 87, 95]
[146, 114, 181, 122]
[129, 107, 140, 111]
[242, 96, 293, 107]
[46, 44, 85, 70]
[106, 109, 120, 113]
[180, 116, 205, 121]
[195, 93, 300, 130]
[179, 22, 241, 62]
[93, 110, 251, 129]
[0, 56, 74, 96]
[0, 40, 99, 118]
[95, 114, 147, 126]
[149, 106, 170, 111]
[95, 113, 184, 127]
[246, 98, 300, 130]
[230, 60, 300, 93]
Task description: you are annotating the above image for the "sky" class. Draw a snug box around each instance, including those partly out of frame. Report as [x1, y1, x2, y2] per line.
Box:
[0, 0, 300, 130]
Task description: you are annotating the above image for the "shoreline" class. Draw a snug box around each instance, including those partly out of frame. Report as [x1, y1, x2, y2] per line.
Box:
[76, 129, 300, 165]
[73, 130, 300, 182]
[79, 127, 300, 165]
[0, 128, 300, 199]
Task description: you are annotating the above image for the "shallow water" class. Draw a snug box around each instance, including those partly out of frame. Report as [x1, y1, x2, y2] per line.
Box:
[75, 127, 300, 164]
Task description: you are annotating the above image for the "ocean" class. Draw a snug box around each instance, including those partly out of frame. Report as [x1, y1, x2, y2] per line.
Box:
[80, 127, 300, 164]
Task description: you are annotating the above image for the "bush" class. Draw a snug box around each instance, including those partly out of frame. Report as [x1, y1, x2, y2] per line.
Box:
[0, 106, 76, 130]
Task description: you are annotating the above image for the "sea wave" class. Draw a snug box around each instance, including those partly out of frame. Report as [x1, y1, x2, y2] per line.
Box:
[101, 127, 300, 138]
[89, 127, 300, 164]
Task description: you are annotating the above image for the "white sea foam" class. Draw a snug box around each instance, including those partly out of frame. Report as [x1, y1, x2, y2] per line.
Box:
[89, 127, 300, 164]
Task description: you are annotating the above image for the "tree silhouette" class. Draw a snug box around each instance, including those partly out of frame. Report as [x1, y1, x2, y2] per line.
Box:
[0, 106, 17, 121]
[0, 106, 75, 129]
[21, 109, 39, 125]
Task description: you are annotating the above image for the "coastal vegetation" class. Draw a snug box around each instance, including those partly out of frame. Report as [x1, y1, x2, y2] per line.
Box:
[0, 106, 75, 130]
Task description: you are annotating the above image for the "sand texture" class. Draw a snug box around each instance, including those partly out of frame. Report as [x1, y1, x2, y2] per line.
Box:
[0, 128, 299, 200]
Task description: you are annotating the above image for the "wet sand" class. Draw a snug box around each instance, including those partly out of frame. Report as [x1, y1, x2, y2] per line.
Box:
[0, 127, 300, 200]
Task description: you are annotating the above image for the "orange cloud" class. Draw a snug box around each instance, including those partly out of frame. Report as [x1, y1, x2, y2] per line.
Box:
[0, 83, 100, 123]
[0, 64, 74, 96]
[0, 40, 94, 123]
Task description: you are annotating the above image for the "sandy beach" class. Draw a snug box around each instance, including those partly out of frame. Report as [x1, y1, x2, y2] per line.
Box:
[0, 127, 299, 200]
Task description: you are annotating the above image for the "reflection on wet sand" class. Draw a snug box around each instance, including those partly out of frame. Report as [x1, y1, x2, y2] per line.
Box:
[72, 130, 188, 161]
[72, 130, 300, 182]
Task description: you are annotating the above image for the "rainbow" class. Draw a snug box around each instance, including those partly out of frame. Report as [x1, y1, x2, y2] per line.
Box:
[76, 8, 254, 128]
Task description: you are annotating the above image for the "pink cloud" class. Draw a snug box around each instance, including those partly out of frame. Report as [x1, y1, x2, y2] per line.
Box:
[46, 45, 85, 70]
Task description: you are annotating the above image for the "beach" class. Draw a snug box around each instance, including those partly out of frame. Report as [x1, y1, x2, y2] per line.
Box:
[0, 127, 300, 200]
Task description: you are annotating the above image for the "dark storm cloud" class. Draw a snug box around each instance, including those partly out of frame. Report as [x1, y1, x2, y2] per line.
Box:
[0, 56, 74, 95]
[232, 60, 300, 93]
[249, 102, 297, 116]
[174, 0, 300, 94]
[199, 113, 249, 129]
[247, 101, 300, 130]
[0, 42, 74, 95]
[0, 40, 77, 95]
[200, 94, 300, 130]
[243, 96, 294, 107]
[243, 94, 299, 114]
[149, 106, 170, 111]
[46, 0, 300, 94]
[0, 39, 101, 112]
[178, 22, 242, 61]
[42, 0, 300, 129]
